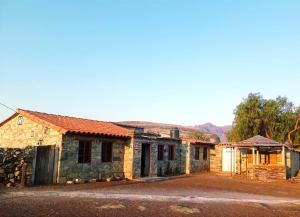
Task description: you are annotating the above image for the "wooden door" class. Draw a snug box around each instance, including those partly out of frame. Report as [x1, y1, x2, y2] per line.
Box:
[141, 144, 150, 177]
[34, 146, 55, 185]
[222, 148, 232, 172]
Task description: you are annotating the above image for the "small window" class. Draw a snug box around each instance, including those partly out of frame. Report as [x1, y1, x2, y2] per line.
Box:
[203, 147, 208, 161]
[102, 142, 113, 162]
[44, 127, 49, 134]
[158, 145, 164, 161]
[168, 145, 174, 161]
[195, 146, 200, 160]
[17, 116, 23, 125]
[78, 141, 92, 164]
[31, 130, 34, 137]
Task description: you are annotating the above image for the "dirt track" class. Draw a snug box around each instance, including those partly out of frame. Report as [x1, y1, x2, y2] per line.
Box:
[1, 173, 300, 217]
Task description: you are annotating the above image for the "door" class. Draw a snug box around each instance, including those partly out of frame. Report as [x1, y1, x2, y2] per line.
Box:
[34, 146, 55, 185]
[141, 144, 150, 177]
[222, 148, 233, 172]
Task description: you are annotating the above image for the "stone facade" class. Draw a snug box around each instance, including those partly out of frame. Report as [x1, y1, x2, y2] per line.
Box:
[182, 141, 212, 174]
[0, 114, 62, 149]
[129, 136, 181, 179]
[58, 134, 129, 183]
[0, 112, 217, 186]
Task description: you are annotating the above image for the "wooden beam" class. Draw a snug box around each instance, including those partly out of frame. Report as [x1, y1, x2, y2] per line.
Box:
[252, 147, 256, 180]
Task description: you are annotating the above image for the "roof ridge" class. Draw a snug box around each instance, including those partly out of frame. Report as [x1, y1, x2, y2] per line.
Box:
[18, 109, 112, 124]
[16, 109, 131, 138]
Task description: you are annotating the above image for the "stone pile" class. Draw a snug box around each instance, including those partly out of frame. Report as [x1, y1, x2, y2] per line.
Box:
[0, 146, 33, 188]
[254, 165, 286, 182]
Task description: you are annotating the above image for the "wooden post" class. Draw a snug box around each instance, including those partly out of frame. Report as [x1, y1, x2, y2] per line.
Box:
[230, 147, 233, 177]
[282, 145, 287, 179]
[282, 145, 286, 166]
[256, 149, 260, 165]
[252, 147, 256, 179]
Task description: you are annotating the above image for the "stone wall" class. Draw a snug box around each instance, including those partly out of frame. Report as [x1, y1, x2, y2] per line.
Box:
[287, 150, 300, 178]
[0, 114, 62, 148]
[0, 146, 33, 188]
[156, 140, 181, 177]
[131, 136, 181, 179]
[188, 144, 210, 173]
[210, 145, 222, 173]
[58, 134, 128, 183]
[254, 165, 286, 182]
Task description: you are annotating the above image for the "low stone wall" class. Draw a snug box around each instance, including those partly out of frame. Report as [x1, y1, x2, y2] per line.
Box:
[254, 165, 286, 182]
[0, 146, 33, 188]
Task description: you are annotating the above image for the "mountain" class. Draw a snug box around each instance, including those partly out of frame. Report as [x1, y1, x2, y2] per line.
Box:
[194, 123, 232, 142]
[117, 121, 222, 144]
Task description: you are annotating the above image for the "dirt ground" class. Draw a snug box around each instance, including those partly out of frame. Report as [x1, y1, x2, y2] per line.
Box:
[1, 173, 300, 217]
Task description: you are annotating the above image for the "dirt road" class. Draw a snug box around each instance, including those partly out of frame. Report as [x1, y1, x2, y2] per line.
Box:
[1, 173, 300, 217]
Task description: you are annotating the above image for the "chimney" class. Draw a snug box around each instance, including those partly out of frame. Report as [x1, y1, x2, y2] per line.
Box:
[170, 128, 180, 139]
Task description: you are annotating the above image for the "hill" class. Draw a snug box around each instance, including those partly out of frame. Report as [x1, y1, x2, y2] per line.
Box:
[118, 121, 222, 143]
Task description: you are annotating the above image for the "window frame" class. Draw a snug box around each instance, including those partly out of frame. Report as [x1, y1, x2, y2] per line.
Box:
[158, 145, 164, 161]
[203, 146, 208, 161]
[101, 142, 113, 163]
[78, 140, 92, 164]
[195, 146, 200, 160]
[168, 145, 174, 161]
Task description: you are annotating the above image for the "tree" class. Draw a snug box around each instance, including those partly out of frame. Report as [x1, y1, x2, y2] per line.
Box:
[227, 93, 299, 144]
[288, 107, 300, 147]
[226, 93, 264, 142]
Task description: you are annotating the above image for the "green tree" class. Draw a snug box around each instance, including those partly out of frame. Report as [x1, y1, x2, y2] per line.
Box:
[227, 93, 299, 144]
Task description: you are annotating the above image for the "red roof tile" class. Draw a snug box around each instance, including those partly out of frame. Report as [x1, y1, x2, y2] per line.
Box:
[15, 109, 131, 138]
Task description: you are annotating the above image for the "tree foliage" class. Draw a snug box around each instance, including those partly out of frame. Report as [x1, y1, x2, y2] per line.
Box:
[227, 93, 300, 145]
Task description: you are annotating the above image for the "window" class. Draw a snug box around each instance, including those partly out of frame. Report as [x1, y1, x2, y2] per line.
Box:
[195, 146, 200, 160]
[17, 116, 23, 125]
[168, 145, 174, 161]
[158, 145, 164, 161]
[78, 141, 92, 164]
[102, 142, 113, 162]
[203, 147, 208, 161]
[44, 127, 49, 134]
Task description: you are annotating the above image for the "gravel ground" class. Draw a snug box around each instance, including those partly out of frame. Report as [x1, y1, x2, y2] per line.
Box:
[1, 173, 300, 217]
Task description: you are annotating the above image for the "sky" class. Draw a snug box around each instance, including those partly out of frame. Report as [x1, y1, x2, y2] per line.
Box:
[1, 0, 300, 126]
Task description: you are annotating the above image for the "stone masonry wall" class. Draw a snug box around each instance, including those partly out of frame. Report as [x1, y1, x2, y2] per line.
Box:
[209, 145, 222, 173]
[0, 114, 62, 148]
[189, 144, 210, 173]
[131, 137, 181, 179]
[58, 134, 128, 183]
[156, 140, 181, 177]
[0, 146, 33, 188]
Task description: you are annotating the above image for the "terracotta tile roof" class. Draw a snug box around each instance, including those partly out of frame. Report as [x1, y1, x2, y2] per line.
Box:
[219, 135, 286, 147]
[15, 109, 131, 138]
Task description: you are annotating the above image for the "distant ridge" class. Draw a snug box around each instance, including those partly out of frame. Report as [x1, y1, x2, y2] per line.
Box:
[194, 123, 232, 142]
[117, 121, 228, 143]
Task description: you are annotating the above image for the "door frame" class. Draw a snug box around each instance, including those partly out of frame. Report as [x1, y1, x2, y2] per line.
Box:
[32, 145, 58, 185]
[141, 143, 151, 177]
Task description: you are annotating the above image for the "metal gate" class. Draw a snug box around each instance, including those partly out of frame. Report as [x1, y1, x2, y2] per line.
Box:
[34, 145, 55, 185]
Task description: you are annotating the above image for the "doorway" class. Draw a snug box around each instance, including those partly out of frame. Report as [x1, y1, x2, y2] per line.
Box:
[222, 148, 233, 172]
[141, 144, 150, 177]
[34, 145, 55, 185]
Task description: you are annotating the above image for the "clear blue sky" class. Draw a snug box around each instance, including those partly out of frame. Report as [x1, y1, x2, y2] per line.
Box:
[1, 0, 299, 126]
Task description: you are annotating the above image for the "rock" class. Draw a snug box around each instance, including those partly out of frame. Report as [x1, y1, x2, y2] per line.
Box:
[9, 178, 15, 183]
[6, 183, 12, 188]
[66, 180, 73, 185]
[14, 171, 20, 177]
[8, 173, 14, 179]
[0, 168, 4, 174]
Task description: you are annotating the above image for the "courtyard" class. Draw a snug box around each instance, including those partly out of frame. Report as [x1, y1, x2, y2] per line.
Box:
[1, 173, 300, 217]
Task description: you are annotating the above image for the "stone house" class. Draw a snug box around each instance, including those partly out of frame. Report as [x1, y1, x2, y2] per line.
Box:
[0, 109, 215, 186]
[210, 135, 300, 181]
